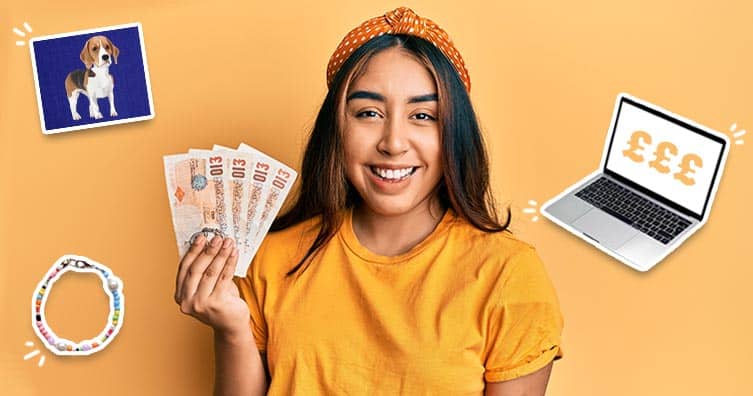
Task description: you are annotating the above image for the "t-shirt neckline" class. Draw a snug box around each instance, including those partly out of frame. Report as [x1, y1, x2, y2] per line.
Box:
[339, 206, 456, 264]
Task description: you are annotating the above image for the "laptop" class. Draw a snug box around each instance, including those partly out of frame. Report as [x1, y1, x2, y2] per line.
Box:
[541, 93, 729, 272]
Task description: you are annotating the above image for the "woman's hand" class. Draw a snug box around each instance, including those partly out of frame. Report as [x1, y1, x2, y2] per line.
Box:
[174, 235, 251, 337]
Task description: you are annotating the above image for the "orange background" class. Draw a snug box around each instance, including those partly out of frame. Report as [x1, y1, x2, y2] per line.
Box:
[2, 1, 752, 395]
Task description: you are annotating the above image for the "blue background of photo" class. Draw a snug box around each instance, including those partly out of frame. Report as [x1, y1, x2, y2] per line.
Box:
[32, 25, 152, 132]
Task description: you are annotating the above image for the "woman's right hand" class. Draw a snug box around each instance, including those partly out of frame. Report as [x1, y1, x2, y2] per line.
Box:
[174, 235, 251, 337]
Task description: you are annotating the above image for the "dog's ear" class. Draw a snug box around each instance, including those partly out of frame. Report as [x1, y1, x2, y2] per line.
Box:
[80, 38, 94, 69]
[110, 39, 119, 64]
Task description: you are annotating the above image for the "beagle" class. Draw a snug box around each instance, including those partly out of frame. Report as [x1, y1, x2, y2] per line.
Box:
[64, 35, 120, 120]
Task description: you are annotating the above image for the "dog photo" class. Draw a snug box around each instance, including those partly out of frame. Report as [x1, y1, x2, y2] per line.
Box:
[30, 23, 154, 135]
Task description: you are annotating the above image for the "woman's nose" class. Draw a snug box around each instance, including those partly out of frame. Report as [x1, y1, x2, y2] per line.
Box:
[377, 117, 410, 156]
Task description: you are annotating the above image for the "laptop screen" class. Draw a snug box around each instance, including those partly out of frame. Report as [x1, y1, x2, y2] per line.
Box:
[604, 98, 726, 219]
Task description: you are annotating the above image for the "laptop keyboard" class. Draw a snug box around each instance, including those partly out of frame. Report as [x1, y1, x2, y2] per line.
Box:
[574, 177, 692, 245]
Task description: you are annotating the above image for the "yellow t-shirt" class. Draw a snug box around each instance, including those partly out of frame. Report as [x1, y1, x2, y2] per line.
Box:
[234, 207, 564, 394]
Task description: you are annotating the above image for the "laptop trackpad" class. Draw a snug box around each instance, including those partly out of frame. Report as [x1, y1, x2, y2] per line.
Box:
[572, 209, 639, 249]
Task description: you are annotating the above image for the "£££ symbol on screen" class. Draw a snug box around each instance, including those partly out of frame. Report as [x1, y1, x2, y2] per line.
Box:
[622, 130, 702, 186]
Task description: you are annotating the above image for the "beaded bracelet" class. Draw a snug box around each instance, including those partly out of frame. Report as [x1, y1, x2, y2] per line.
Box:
[31, 255, 125, 356]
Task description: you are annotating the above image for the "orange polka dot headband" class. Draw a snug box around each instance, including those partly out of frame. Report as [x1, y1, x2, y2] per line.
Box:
[326, 6, 471, 93]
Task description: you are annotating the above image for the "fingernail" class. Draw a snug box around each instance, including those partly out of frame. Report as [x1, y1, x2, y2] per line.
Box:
[194, 235, 205, 245]
[211, 236, 221, 247]
[230, 247, 238, 257]
[222, 238, 232, 248]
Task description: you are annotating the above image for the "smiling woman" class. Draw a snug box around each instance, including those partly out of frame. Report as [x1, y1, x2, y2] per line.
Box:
[342, 47, 445, 244]
[270, 20, 511, 276]
[175, 6, 564, 396]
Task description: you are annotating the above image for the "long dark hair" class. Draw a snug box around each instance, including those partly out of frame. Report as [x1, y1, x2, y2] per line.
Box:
[270, 34, 511, 277]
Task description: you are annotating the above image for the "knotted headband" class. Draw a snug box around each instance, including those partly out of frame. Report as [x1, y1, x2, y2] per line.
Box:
[326, 6, 471, 93]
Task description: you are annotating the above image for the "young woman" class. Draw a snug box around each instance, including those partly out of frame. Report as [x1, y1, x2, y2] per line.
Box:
[175, 6, 564, 396]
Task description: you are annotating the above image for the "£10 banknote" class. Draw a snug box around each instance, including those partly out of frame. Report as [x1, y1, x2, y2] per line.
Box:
[164, 143, 297, 277]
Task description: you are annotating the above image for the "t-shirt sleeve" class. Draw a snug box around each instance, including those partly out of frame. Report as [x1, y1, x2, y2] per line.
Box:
[483, 246, 564, 383]
[233, 250, 268, 353]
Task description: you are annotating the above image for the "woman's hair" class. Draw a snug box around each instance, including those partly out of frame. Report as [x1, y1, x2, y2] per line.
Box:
[270, 34, 511, 277]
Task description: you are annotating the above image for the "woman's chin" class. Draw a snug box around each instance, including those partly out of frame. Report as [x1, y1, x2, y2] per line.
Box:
[358, 198, 422, 218]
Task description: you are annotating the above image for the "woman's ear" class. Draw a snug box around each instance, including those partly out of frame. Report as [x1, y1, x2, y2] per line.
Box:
[109, 38, 120, 64]
[80, 39, 94, 69]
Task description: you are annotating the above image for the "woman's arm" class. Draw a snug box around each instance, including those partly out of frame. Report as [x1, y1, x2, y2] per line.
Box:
[173, 235, 269, 395]
[213, 329, 268, 396]
[484, 361, 553, 396]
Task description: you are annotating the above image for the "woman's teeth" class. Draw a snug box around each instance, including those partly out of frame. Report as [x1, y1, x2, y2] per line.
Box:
[370, 166, 416, 180]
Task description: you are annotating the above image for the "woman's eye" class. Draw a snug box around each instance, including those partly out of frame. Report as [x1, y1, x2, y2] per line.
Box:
[413, 113, 436, 121]
[356, 110, 380, 118]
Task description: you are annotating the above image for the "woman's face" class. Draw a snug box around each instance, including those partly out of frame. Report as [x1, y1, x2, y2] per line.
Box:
[342, 47, 442, 217]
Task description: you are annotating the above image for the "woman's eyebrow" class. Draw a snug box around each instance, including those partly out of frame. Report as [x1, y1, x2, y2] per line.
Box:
[346, 90, 438, 104]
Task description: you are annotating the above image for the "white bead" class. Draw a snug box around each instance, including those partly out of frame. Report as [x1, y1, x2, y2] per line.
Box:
[56, 341, 66, 351]
[108, 278, 119, 291]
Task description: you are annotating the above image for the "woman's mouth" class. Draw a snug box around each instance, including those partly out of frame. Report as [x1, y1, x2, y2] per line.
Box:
[369, 166, 418, 182]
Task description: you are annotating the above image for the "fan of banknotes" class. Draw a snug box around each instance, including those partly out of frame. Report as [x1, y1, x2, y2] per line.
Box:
[163, 143, 297, 277]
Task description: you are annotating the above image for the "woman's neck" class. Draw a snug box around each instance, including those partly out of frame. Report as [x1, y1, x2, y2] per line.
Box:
[351, 197, 447, 257]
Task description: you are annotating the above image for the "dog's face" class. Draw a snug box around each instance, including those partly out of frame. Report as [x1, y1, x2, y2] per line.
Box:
[80, 35, 119, 69]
